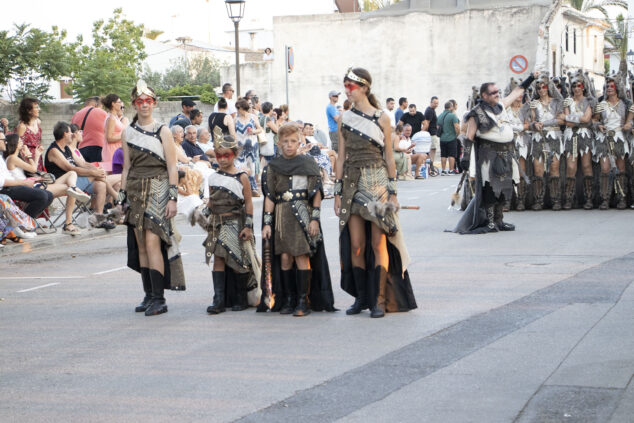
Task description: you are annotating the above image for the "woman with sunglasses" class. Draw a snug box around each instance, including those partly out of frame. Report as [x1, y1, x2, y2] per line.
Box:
[529, 78, 565, 210]
[594, 76, 631, 209]
[334, 67, 416, 318]
[119, 80, 186, 317]
[562, 74, 596, 210]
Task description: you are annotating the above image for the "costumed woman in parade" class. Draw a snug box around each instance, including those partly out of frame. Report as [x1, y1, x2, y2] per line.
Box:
[259, 123, 336, 316]
[563, 71, 596, 210]
[335, 67, 416, 318]
[119, 80, 185, 316]
[190, 127, 261, 314]
[454, 72, 537, 233]
[529, 76, 565, 210]
[594, 75, 631, 210]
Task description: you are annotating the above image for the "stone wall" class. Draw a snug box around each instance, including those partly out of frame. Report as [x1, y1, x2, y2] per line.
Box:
[0, 101, 216, 149]
[220, 5, 550, 132]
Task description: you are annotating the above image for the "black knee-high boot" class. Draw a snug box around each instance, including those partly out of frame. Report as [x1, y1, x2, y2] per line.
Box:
[145, 269, 168, 316]
[369, 266, 386, 318]
[232, 272, 249, 311]
[293, 269, 311, 317]
[135, 267, 152, 312]
[279, 269, 296, 315]
[207, 271, 226, 314]
[346, 267, 369, 315]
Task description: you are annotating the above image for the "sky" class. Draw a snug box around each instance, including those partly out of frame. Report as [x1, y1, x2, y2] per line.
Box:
[3, 0, 337, 46]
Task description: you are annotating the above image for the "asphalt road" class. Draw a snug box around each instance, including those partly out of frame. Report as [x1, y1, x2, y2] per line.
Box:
[1, 175, 633, 422]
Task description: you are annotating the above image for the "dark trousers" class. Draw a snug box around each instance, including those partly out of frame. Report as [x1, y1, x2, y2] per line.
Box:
[0, 186, 53, 218]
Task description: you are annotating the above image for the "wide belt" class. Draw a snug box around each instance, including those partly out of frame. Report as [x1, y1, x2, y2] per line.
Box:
[479, 139, 514, 151]
[275, 189, 308, 202]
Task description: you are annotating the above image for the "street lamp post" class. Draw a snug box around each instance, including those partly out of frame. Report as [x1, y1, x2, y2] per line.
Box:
[225, 0, 246, 97]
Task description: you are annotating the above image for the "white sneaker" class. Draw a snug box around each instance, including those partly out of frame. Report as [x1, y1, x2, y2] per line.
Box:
[66, 186, 91, 203]
[12, 227, 37, 239]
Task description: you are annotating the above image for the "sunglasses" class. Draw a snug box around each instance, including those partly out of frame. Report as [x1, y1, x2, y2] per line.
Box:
[344, 82, 361, 91]
[573, 83, 584, 88]
[216, 152, 235, 160]
[487, 90, 500, 96]
[608, 82, 617, 89]
[134, 97, 155, 106]
[537, 85, 548, 90]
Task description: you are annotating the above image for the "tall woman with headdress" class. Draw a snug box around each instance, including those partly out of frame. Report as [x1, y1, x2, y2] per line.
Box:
[119, 80, 186, 316]
[334, 67, 417, 318]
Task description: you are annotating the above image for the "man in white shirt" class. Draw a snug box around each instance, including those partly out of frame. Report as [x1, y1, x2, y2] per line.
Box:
[0, 132, 53, 218]
[213, 83, 237, 118]
[383, 97, 396, 128]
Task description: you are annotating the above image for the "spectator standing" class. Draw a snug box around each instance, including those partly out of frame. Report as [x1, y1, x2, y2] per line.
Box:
[326, 90, 341, 152]
[399, 104, 425, 136]
[423, 96, 440, 174]
[260, 101, 278, 167]
[214, 83, 237, 118]
[16, 98, 43, 170]
[71, 97, 108, 164]
[235, 99, 262, 195]
[102, 94, 125, 173]
[437, 100, 460, 175]
[208, 98, 236, 138]
[169, 98, 196, 127]
[383, 97, 396, 127]
[394, 97, 408, 124]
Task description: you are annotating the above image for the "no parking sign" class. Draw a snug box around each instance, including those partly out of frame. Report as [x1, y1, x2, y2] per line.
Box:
[509, 55, 528, 74]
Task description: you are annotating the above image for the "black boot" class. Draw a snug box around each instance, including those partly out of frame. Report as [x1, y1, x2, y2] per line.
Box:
[207, 271, 226, 314]
[494, 201, 515, 231]
[293, 269, 311, 317]
[583, 176, 594, 210]
[369, 266, 386, 318]
[532, 176, 545, 210]
[599, 173, 610, 210]
[279, 269, 296, 315]
[346, 267, 369, 315]
[563, 177, 576, 210]
[550, 176, 562, 211]
[145, 269, 168, 316]
[232, 273, 249, 311]
[616, 173, 627, 210]
[516, 178, 526, 211]
[135, 267, 152, 312]
[486, 205, 498, 232]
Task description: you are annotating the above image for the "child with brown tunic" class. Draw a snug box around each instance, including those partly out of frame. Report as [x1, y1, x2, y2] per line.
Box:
[259, 124, 336, 316]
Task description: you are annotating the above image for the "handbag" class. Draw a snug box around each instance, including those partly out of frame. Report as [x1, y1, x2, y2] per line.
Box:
[257, 131, 268, 146]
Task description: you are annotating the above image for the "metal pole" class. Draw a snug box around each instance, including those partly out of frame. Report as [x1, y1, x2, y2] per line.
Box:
[234, 21, 241, 97]
[285, 45, 289, 106]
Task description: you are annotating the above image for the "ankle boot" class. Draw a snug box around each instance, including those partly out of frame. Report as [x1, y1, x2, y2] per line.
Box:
[563, 177, 576, 210]
[346, 267, 369, 315]
[370, 266, 386, 318]
[494, 201, 515, 231]
[207, 271, 226, 314]
[486, 205, 498, 232]
[550, 176, 562, 211]
[516, 178, 526, 211]
[532, 176, 545, 210]
[145, 269, 168, 316]
[503, 199, 511, 212]
[135, 267, 152, 312]
[583, 176, 594, 210]
[616, 173, 627, 209]
[293, 269, 311, 317]
[279, 269, 296, 315]
[599, 173, 611, 210]
[232, 273, 249, 311]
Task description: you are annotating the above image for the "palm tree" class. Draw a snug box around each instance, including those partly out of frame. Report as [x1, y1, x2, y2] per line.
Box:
[604, 14, 629, 75]
[567, 0, 627, 20]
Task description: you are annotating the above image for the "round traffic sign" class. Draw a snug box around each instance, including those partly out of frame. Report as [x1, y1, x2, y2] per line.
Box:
[510, 55, 528, 74]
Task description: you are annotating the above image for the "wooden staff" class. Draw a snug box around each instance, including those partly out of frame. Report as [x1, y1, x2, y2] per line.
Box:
[263, 238, 274, 310]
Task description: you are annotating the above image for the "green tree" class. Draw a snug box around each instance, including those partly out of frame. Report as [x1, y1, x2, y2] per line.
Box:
[0, 24, 76, 102]
[144, 29, 164, 40]
[141, 55, 222, 99]
[69, 8, 146, 102]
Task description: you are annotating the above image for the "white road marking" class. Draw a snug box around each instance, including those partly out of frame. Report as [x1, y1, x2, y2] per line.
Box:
[429, 192, 438, 196]
[1, 276, 81, 280]
[92, 266, 128, 275]
[17, 282, 60, 293]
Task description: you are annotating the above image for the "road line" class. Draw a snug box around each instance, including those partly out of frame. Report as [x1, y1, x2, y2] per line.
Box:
[0, 276, 81, 280]
[92, 266, 128, 275]
[17, 282, 60, 293]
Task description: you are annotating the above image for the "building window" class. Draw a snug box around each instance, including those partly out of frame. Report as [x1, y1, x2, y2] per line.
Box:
[565, 25, 569, 52]
[573, 28, 577, 54]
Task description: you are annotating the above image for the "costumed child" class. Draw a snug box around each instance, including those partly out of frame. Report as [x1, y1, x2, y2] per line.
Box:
[190, 128, 261, 313]
[257, 123, 336, 316]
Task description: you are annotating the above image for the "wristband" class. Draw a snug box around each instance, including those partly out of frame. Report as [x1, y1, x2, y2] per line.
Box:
[263, 211, 273, 226]
[387, 178, 397, 196]
[311, 207, 321, 222]
[168, 184, 178, 202]
[245, 213, 254, 229]
[115, 189, 127, 205]
[333, 179, 343, 196]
